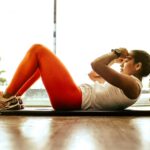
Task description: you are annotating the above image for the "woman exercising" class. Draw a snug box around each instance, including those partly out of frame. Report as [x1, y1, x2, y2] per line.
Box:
[0, 44, 150, 110]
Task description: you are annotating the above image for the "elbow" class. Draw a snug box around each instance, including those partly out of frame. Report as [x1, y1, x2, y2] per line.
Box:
[91, 61, 105, 75]
[91, 61, 101, 72]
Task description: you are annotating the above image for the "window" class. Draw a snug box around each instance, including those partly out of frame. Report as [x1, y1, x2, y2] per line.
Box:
[56, 0, 150, 106]
[0, 0, 149, 106]
[0, 0, 54, 106]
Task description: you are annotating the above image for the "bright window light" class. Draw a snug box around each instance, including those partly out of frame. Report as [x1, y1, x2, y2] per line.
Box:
[0, 0, 149, 106]
[0, 0, 54, 106]
[57, 0, 150, 105]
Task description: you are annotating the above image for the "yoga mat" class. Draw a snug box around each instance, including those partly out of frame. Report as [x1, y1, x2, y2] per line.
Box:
[0, 107, 150, 116]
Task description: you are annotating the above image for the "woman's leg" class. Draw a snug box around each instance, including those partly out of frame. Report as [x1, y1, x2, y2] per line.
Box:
[5, 44, 82, 110]
[16, 69, 40, 96]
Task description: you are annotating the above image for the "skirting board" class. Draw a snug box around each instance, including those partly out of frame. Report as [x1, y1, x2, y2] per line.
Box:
[0, 107, 150, 116]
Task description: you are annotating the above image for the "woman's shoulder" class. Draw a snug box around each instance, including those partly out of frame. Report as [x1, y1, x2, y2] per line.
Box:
[131, 75, 143, 88]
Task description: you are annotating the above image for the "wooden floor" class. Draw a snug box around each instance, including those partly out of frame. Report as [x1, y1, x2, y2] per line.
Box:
[0, 116, 150, 150]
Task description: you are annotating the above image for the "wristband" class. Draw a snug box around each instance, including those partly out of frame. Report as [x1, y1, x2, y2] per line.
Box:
[111, 49, 121, 57]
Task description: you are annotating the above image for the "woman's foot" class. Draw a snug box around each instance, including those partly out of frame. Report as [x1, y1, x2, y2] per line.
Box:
[0, 95, 21, 111]
[16, 96, 24, 109]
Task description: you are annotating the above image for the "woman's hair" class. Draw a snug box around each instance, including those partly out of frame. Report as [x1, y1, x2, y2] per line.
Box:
[132, 50, 150, 77]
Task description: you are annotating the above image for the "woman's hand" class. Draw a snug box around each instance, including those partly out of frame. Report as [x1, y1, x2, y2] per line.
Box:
[119, 47, 129, 58]
[111, 48, 129, 64]
[88, 71, 105, 83]
[113, 57, 125, 64]
[114, 47, 129, 58]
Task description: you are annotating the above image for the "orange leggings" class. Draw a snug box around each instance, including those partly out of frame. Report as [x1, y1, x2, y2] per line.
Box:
[6, 44, 82, 110]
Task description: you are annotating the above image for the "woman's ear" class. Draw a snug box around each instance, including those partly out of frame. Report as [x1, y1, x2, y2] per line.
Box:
[135, 62, 142, 71]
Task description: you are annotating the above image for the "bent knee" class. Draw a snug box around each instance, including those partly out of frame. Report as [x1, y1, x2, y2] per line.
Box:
[28, 44, 51, 55]
[28, 44, 43, 53]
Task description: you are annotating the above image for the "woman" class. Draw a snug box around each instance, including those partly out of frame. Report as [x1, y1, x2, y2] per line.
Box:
[0, 44, 150, 110]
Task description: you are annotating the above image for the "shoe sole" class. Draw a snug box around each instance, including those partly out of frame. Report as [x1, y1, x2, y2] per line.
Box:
[0, 96, 24, 111]
[0, 97, 20, 111]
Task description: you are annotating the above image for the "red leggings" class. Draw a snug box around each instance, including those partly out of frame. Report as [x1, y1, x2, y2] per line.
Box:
[6, 44, 82, 110]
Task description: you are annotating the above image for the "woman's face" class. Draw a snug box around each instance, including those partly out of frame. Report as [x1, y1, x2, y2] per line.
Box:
[120, 52, 138, 75]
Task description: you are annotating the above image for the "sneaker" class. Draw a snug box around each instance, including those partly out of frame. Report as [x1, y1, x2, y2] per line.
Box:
[16, 96, 23, 104]
[16, 96, 24, 109]
[0, 95, 20, 111]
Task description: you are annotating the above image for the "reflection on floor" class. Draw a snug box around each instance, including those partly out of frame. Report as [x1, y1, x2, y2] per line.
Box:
[0, 111, 150, 150]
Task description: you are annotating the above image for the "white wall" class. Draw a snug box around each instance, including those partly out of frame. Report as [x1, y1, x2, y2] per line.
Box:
[0, 0, 149, 89]
[0, 0, 54, 88]
[57, 0, 150, 87]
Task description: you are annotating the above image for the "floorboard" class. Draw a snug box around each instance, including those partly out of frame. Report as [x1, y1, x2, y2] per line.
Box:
[0, 115, 150, 150]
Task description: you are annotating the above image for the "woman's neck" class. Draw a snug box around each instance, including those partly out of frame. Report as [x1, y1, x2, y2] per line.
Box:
[133, 74, 142, 81]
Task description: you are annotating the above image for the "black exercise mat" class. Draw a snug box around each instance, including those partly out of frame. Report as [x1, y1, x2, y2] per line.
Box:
[0, 107, 150, 116]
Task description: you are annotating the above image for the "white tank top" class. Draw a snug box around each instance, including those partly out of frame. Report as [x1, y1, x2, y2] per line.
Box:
[79, 76, 142, 110]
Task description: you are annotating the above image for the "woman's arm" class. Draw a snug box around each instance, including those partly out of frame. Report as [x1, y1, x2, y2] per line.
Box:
[91, 48, 140, 99]
[88, 71, 105, 83]
[89, 55, 125, 84]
